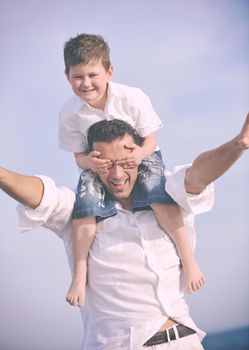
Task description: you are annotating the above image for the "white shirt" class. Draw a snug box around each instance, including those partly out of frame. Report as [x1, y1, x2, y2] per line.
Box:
[17, 165, 214, 350]
[58, 81, 163, 153]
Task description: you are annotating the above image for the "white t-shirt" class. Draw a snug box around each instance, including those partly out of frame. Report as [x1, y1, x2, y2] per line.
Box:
[58, 81, 163, 153]
[17, 165, 214, 350]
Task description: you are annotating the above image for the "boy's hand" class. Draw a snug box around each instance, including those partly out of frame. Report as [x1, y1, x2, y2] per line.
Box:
[87, 151, 111, 174]
[116, 144, 144, 169]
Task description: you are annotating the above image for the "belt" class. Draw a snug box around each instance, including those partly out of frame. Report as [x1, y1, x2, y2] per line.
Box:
[143, 324, 196, 346]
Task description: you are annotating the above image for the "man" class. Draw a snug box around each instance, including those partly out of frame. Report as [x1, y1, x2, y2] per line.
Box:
[0, 115, 248, 349]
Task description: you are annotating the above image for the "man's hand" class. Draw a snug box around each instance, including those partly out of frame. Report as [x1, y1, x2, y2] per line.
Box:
[116, 144, 144, 169]
[236, 112, 249, 150]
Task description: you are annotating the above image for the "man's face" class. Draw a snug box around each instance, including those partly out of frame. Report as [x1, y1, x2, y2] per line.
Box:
[93, 134, 138, 209]
[66, 59, 113, 110]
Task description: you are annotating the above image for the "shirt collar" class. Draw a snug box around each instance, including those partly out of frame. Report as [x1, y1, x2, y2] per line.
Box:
[75, 81, 118, 109]
[76, 81, 125, 111]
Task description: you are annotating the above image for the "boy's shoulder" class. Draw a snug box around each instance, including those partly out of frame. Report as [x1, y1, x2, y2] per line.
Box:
[59, 95, 83, 120]
[110, 81, 146, 99]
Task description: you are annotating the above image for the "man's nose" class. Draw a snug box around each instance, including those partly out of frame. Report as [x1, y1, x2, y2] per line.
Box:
[110, 164, 124, 178]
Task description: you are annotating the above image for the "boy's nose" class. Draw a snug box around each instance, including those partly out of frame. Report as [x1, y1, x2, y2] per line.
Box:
[81, 76, 91, 87]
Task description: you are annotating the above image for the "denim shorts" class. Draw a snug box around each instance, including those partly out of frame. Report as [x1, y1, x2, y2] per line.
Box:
[132, 150, 176, 209]
[72, 151, 176, 221]
[72, 170, 118, 221]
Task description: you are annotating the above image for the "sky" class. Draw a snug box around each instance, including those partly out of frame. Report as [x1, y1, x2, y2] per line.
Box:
[0, 0, 248, 349]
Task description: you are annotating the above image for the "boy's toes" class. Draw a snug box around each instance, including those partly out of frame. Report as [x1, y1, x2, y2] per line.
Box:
[65, 294, 72, 304]
[78, 296, 84, 307]
[187, 283, 193, 293]
[72, 296, 78, 306]
[66, 294, 77, 306]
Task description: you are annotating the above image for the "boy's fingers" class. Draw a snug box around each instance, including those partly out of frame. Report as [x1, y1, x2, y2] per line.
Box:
[116, 159, 127, 165]
[89, 151, 101, 157]
[116, 157, 133, 164]
[123, 164, 136, 169]
[124, 143, 138, 151]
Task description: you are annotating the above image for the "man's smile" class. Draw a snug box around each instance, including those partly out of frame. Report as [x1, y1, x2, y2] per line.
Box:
[109, 177, 129, 192]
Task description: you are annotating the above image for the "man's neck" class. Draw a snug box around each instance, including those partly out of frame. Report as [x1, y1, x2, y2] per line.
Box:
[119, 199, 133, 211]
[111, 195, 133, 211]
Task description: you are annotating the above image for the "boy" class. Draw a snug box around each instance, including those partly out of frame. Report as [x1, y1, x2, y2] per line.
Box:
[59, 33, 204, 307]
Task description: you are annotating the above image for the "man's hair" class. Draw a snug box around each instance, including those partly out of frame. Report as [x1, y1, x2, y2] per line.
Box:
[87, 119, 143, 151]
[64, 33, 111, 74]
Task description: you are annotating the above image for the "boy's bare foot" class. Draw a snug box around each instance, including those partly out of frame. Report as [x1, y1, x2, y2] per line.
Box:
[183, 262, 205, 293]
[66, 274, 86, 307]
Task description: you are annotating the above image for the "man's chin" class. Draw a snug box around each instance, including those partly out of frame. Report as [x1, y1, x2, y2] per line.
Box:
[111, 189, 128, 199]
[109, 187, 131, 201]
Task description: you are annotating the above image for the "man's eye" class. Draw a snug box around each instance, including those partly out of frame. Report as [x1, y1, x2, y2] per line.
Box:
[107, 162, 115, 170]
[89, 74, 98, 78]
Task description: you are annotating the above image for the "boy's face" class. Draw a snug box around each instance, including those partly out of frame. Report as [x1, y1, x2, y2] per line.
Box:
[66, 59, 113, 110]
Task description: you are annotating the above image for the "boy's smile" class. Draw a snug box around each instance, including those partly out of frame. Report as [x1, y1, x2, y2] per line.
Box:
[67, 60, 113, 110]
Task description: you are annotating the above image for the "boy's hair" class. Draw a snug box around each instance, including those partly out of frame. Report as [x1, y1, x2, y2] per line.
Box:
[64, 33, 111, 74]
[87, 119, 143, 151]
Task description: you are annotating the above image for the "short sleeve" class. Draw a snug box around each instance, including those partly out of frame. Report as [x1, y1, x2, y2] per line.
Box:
[129, 88, 163, 137]
[165, 164, 215, 215]
[17, 176, 75, 238]
[58, 96, 88, 153]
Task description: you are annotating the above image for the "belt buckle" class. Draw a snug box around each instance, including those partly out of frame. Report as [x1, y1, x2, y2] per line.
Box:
[165, 328, 171, 342]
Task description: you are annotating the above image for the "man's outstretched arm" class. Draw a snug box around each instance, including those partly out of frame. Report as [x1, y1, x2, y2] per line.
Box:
[0, 167, 44, 209]
[185, 113, 249, 194]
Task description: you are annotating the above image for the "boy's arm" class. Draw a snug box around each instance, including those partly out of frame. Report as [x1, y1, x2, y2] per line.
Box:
[118, 133, 157, 168]
[0, 167, 44, 209]
[74, 152, 92, 169]
[140, 133, 157, 159]
[185, 113, 249, 194]
[74, 151, 112, 174]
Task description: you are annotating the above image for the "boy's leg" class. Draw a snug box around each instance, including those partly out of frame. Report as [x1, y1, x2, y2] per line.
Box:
[66, 216, 96, 307]
[151, 203, 205, 293]
[134, 152, 205, 292]
[67, 169, 117, 307]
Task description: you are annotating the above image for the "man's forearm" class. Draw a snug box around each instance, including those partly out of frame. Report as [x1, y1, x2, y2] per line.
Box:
[185, 114, 249, 194]
[0, 167, 44, 209]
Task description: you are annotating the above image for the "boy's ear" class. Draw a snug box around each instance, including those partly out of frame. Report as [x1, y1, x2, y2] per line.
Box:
[65, 69, 70, 80]
[108, 65, 114, 80]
